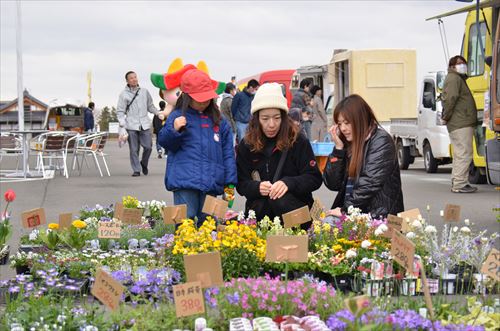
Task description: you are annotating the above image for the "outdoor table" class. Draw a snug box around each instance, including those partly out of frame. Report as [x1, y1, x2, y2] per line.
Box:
[5, 129, 48, 178]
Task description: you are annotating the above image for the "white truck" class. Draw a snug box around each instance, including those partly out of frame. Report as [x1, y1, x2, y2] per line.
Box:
[390, 71, 452, 173]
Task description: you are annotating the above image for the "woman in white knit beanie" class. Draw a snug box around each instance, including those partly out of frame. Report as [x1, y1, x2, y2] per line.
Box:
[235, 83, 322, 229]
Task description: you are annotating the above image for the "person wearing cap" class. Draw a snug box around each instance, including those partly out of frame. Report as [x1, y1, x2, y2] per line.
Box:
[236, 83, 322, 229]
[159, 69, 237, 225]
[117, 71, 161, 177]
[220, 82, 237, 137]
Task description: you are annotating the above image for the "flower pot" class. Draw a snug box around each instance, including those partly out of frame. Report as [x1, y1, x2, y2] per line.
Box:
[400, 278, 417, 296]
[19, 244, 45, 253]
[15, 265, 30, 275]
[0, 245, 10, 265]
[332, 274, 354, 294]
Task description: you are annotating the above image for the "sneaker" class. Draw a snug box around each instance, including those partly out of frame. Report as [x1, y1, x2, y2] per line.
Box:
[140, 161, 148, 176]
[451, 184, 478, 193]
[132, 172, 140, 177]
[157, 153, 162, 159]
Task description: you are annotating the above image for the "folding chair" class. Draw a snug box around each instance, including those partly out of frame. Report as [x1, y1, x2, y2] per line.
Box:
[71, 133, 104, 176]
[0, 133, 23, 170]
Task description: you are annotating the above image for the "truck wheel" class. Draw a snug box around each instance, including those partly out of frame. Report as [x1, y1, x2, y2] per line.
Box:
[423, 143, 438, 173]
[468, 163, 487, 184]
[397, 140, 410, 170]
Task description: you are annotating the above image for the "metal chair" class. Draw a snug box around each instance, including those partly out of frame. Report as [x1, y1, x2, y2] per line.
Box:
[71, 132, 105, 176]
[30, 132, 69, 177]
[0, 133, 23, 170]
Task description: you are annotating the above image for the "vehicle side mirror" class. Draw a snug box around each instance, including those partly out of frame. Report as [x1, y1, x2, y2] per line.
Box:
[485, 56, 492, 67]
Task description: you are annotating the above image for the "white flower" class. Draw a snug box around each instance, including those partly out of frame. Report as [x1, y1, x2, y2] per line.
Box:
[374, 224, 388, 236]
[29, 229, 39, 241]
[406, 232, 416, 239]
[411, 220, 422, 229]
[460, 226, 471, 234]
[424, 225, 437, 234]
[361, 240, 371, 249]
[273, 216, 281, 226]
[56, 315, 66, 323]
[346, 248, 357, 259]
[481, 237, 488, 243]
[248, 210, 256, 220]
[237, 211, 245, 221]
[452, 226, 458, 232]
[426, 205, 430, 211]
[464, 219, 470, 225]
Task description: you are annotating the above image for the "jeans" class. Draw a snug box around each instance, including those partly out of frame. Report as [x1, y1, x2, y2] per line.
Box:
[173, 189, 210, 227]
[236, 121, 248, 143]
[155, 134, 163, 154]
[127, 129, 152, 173]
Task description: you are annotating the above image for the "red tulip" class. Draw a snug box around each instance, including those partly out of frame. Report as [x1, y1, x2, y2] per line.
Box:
[4, 189, 16, 202]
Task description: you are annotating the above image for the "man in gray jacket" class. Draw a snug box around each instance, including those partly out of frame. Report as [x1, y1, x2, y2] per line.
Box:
[117, 71, 159, 177]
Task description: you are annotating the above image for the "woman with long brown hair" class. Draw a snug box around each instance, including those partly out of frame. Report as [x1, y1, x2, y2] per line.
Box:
[236, 83, 322, 228]
[323, 94, 404, 218]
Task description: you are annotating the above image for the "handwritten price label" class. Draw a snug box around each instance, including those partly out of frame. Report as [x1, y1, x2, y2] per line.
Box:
[21, 208, 46, 229]
[121, 208, 143, 225]
[444, 204, 461, 222]
[58, 213, 73, 230]
[481, 248, 500, 282]
[173, 281, 205, 317]
[97, 221, 121, 239]
[310, 198, 324, 223]
[391, 231, 415, 274]
[91, 269, 125, 311]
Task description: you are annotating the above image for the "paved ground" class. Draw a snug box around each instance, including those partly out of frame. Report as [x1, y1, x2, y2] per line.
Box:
[0, 139, 498, 280]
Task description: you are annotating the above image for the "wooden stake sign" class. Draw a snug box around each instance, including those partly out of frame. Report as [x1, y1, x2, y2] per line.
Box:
[113, 202, 123, 219]
[265, 235, 308, 263]
[184, 251, 224, 288]
[91, 269, 125, 311]
[202, 195, 228, 219]
[173, 281, 205, 318]
[21, 208, 46, 229]
[58, 213, 73, 230]
[398, 208, 421, 221]
[418, 257, 435, 319]
[344, 295, 370, 314]
[481, 248, 500, 282]
[382, 214, 404, 238]
[310, 198, 324, 223]
[391, 230, 415, 274]
[443, 204, 461, 222]
[282, 206, 311, 228]
[163, 205, 187, 225]
[97, 221, 121, 239]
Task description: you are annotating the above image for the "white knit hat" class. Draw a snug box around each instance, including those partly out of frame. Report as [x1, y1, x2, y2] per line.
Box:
[251, 82, 289, 114]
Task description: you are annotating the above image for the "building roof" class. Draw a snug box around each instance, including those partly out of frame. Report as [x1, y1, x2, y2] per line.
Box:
[0, 89, 48, 113]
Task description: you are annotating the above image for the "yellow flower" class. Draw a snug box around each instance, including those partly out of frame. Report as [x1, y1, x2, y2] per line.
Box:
[72, 220, 87, 229]
[48, 223, 59, 230]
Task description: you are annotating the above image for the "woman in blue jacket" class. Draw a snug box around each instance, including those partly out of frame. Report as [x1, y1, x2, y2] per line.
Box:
[159, 69, 237, 225]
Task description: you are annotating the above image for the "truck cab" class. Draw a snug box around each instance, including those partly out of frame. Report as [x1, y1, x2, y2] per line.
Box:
[416, 71, 452, 173]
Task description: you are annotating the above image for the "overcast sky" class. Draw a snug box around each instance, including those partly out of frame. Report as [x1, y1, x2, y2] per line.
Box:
[1, 1, 468, 108]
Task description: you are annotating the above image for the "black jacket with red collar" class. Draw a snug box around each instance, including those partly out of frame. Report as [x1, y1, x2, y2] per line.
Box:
[236, 133, 322, 205]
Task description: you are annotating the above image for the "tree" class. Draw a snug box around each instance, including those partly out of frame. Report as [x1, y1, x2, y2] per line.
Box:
[98, 106, 117, 131]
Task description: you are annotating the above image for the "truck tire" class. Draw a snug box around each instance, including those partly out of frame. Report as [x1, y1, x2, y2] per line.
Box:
[397, 140, 410, 170]
[423, 143, 438, 173]
[468, 163, 487, 184]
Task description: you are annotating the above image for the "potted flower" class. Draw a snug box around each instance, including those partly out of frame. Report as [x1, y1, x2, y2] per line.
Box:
[62, 220, 91, 250]
[0, 189, 15, 264]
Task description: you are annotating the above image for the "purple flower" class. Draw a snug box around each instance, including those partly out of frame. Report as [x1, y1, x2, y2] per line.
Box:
[64, 285, 79, 291]
[226, 292, 240, 305]
[8, 286, 20, 293]
[111, 270, 132, 283]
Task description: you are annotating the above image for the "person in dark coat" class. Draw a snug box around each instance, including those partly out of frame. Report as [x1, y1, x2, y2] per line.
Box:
[84, 102, 95, 133]
[236, 83, 322, 229]
[323, 94, 404, 219]
[153, 101, 166, 158]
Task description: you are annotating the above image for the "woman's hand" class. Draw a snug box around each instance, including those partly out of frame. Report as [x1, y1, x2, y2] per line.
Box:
[174, 116, 187, 132]
[269, 180, 288, 200]
[259, 181, 272, 196]
[326, 207, 342, 217]
[329, 125, 344, 150]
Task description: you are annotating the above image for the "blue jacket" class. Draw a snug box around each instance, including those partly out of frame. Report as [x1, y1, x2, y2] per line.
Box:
[231, 89, 254, 123]
[159, 107, 237, 195]
[84, 107, 94, 131]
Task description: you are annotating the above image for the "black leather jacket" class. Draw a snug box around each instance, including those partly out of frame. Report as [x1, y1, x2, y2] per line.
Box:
[323, 127, 404, 218]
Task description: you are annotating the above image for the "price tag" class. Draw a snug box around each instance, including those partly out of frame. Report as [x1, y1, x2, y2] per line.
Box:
[202, 195, 228, 219]
[391, 231, 415, 274]
[481, 248, 500, 282]
[173, 281, 205, 317]
[310, 198, 324, 223]
[163, 205, 187, 225]
[184, 251, 224, 288]
[97, 221, 121, 239]
[387, 214, 403, 231]
[444, 204, 461, 222]
[398, 208, 421, 222]
[21, 208, 46, 229]
[265, 235, 308, 263]
[344, 295, 370, 314]
[121, 208, 143, 225]
[282, 206, 311, 228]
[91, 269, 125, 311]
[58, 213, 72, 230]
